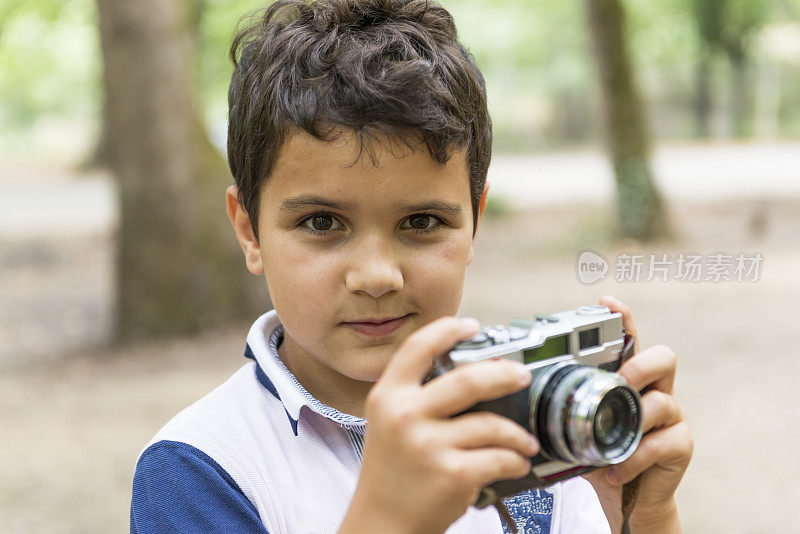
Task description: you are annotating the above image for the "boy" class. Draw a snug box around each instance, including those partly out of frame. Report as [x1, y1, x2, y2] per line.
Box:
[130, 0, 692, 532]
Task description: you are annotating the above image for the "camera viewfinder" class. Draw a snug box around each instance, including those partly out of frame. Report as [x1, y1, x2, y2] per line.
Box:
[523, 334, 569, 363]
[579, 328, 600, 350]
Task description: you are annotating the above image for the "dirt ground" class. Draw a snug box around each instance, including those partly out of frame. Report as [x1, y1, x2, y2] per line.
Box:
[1, 191, 799, 533]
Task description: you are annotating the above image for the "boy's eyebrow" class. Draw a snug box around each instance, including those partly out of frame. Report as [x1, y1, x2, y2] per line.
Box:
[280, 195, 356, 212]
[280, 195, 464, 217]
[399, 200, 463, 218]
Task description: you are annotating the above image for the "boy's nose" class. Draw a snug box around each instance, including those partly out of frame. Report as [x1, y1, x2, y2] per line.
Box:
[344, 241, 404, 299]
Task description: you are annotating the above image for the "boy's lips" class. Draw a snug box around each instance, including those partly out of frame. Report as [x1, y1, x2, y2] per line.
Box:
[341, 314, 412, 337]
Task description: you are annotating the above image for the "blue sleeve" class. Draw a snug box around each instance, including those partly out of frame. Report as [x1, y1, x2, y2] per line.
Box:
[130, 440, 269, 534]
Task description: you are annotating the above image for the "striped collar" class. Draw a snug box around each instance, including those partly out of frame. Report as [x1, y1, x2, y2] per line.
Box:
[244, 310, 367, 436]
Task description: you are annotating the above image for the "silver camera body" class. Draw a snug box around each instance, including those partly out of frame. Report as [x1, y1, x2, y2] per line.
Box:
[428, 305, 643, 499]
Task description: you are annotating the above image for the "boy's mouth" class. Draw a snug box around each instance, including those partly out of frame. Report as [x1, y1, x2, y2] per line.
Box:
[341, 314, 412, 337]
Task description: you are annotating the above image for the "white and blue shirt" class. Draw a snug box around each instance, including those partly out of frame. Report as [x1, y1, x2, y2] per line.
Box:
[130, 310, 611, 533]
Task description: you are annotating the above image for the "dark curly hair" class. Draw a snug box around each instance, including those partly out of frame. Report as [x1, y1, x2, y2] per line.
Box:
[227, 0, 492, 238]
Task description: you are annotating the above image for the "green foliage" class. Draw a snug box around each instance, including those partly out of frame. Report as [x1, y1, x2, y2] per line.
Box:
[692, 0, 771, 55]
[0, 0, 69, 27]
[691, 0, 726, 44]
[195, 0, 266, 120]
[0, 0, 100, 155]
[443, 0, 594, 149]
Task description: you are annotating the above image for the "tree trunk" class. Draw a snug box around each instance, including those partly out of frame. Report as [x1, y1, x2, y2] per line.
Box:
[690, 0, 723, 140]
[85, 0, 206, 172]
[585, 0, 670, 241]
[693, 48, 713, 138]
[727, 46, 751, 138]
[96, 0, 265, 341]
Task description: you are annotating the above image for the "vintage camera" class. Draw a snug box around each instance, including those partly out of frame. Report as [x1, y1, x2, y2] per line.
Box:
[427, 305, 643, 501]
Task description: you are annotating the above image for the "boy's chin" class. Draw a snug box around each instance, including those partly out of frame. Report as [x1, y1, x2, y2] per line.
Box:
[342, 347, 397, 383]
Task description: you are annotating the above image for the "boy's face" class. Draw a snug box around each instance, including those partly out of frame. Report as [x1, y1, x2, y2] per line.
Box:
[227, 129, 488, 393]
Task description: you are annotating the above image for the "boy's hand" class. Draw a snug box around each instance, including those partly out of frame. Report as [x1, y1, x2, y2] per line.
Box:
[582, 296, 693, 534]
[339, 317, 539, 534]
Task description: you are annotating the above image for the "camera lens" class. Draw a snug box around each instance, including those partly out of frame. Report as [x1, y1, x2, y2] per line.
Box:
[531, 364, 642, 465]
[595, 396, 623, 445]
[593, 387, 639, 459]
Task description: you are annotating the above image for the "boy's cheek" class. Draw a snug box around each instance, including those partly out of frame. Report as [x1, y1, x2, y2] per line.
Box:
[260, 239, 332, 281]
[420, 245, 471, 287]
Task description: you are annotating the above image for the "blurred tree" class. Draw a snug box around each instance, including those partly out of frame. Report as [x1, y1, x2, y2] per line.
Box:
[690, 0, 722, 137]
[86, 0, 206, 171]
[95, 0, 264, 341]
[585, 0, 670, 241]
[691, 0, 770, 138]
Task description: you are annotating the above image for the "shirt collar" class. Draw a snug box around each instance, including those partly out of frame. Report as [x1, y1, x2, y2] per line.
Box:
[245, 310, 367, 435]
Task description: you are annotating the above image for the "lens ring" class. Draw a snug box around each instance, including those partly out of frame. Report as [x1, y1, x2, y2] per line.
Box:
[566, 373, 642, 465]
[541, 365, 598, 463]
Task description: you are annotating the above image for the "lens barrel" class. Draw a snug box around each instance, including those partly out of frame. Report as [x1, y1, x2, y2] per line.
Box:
[531, 364, 642, 465]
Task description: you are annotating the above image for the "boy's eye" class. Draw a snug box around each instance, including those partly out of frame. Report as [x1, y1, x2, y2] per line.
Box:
[297, 212, 445, 236]
[300, 213, 343, 234]
[408, 215, 429, 230]
[402, 214, 442, 233]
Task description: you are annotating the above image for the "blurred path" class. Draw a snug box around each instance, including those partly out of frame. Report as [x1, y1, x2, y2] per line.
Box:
[0, 165, 115, 239]
[487, 142, 800, 207]
[1, 142, 799, 239]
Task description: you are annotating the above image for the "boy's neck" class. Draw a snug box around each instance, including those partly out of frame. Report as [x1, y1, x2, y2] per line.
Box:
[277, 334, 374, 419]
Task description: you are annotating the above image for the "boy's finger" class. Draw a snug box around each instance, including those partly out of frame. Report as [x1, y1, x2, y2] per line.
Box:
[381, 316, 481, 385]
[421, 359, 531, 417]
[456, 448, 533, 488]
[640, 390, 684, 433]
[440, 412, 540, 457]
[605, 421, 693, 487]
[599, 295, 640, 354]
[619, 344, 677, 394]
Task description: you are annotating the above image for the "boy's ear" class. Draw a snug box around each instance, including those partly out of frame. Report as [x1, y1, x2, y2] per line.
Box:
[467, 181, 490, 266]
[226, 185, 265, 275]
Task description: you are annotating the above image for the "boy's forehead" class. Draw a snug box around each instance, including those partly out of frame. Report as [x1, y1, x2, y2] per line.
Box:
[261, 129, 470, 207]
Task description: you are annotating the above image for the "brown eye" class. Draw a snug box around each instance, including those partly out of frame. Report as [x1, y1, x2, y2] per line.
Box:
[403, 214, 445, 234]
[299, 213, 341, 235]
[408, 214, 431, 230]
[310, 214, 333, 231]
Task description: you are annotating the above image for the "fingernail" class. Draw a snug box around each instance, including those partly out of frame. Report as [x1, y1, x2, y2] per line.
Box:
[606, 468, 619, 486]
